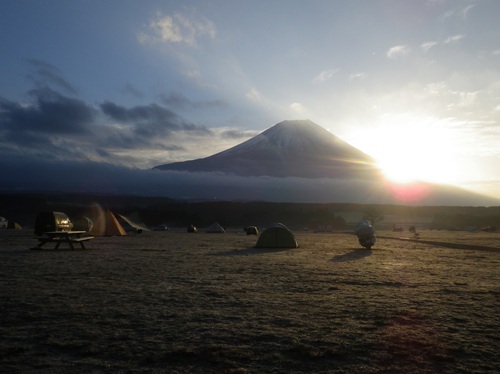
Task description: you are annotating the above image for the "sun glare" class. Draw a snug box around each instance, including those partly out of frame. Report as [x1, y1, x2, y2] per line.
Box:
[377, 158, 418, 183]
[350, 118, 462, 185]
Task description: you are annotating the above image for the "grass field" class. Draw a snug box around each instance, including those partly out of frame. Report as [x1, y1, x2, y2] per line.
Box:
[1, 229, 499, 373]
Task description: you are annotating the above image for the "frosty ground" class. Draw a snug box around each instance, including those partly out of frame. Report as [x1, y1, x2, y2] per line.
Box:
[1, 229, 499, 373]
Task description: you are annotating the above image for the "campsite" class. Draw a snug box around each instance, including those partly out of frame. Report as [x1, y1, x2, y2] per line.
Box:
[1, 226, 499, 373]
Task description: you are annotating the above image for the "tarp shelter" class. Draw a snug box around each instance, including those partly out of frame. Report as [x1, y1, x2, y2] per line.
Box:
[118, 212, 150, 233]
[7, 221, 22, 230]
[255, 226, 298, 248]
[90, 209, 127, 236]
[206, 222, 225, 233]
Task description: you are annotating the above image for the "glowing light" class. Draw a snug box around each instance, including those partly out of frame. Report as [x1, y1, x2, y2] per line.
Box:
[386, 181, 431, 202]
[378, 158, 418, 183]
[349, 116, 461, 185]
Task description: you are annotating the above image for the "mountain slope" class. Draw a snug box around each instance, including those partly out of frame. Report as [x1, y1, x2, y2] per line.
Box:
[154, 120, 383, 178]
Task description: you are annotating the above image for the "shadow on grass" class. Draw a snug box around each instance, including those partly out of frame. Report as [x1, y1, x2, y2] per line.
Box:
[29, 247, 96, 252]
[331, 249, 372, 262]
[213, 247, 294, 256]
[377, 236, 500, 252]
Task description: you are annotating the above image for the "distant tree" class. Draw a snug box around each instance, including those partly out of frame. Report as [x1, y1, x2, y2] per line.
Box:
[363, 208, 383, 226]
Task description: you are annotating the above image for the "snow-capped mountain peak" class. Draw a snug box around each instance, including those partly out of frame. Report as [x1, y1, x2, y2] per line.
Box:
[154, 119, 381, 178]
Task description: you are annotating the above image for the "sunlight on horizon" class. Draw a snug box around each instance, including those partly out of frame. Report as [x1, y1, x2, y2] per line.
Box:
[348, 116, 463, 185]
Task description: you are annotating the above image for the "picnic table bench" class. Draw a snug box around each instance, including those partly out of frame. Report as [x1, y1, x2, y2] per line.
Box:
[33, 230, 94, 250]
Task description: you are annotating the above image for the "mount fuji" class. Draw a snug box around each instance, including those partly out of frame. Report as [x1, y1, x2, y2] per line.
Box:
[151, 120, 500, 205]
[154, 119, 383, 179]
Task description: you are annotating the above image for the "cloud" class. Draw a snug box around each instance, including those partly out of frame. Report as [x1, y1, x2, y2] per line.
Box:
[401, 35, 462, 56]
[0, 65, 217, 169]
[0, 86, 94, 136]
[220, 129, 258, 139]
[183, 69, 201, 79]
[454, 91, 478, 108]
[0, 88, 120, 163]
[1, 156, 496, 205]
[420, 41, 438, 53]
[462, 4, 476, 19]
[0, 154, 368, 202]
[159, 92, 193, 108]
[246, 88, 263, 102]
[139, 11, 216, 46]
[349, 72, 366, 81]
[0, 59, 95, 159]
[289, 102, 306, 113]
[100, 101, 212, 138]
[313, 69, 339, 83]
[387, 36, 462, 59]
[159, 92, 225, 110]
[121, 82, 145, 99]
[25, 59, 78, 95]
[386, 45, 410, 58]
[444, 34, 464, 44]
[438, 5, 474, 23]
[101, 101, 177, 126]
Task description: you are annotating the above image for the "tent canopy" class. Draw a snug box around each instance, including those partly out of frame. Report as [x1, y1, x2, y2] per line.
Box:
[118, 212, 150, 232]
[206, 222, 225, 233]
[255, 226, 298, 248]
[90, 209, 126, 236]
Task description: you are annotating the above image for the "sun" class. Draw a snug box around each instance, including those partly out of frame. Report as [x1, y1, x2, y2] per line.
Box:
[350, 118, 462, 185]
[375, 132, 459, 184]
[377, 157, 419, 183]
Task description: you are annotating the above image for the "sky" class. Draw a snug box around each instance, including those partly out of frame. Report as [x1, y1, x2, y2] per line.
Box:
[1, 0, 500, 201]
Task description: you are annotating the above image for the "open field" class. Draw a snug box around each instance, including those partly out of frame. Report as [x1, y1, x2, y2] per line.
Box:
[1, 229, 499, 373]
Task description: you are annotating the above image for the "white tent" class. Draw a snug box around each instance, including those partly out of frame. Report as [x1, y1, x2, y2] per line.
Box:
[206, 222, 225, 233]
[118, 213, 150, 232]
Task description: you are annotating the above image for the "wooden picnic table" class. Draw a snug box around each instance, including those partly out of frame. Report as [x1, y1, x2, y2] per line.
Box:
[33, 230, 94, 250]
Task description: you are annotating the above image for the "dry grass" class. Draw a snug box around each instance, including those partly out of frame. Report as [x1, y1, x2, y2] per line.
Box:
[1, 229, 499, 373]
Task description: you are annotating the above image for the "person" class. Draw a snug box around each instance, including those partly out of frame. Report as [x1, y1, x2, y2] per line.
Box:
[354, 220, 376, 249]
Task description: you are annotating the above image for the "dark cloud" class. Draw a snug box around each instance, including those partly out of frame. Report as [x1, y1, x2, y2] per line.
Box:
[0, 86, 209, 166]
[163, 144, 185, 151]
[0, 154, 365, 202]
[159, 92, 225, 110]
[101, 101, 178, 126]
[178, 122, 212, 134]
[159, 92, 190, 109]
[1, 156, 496, 206]
[0, 86, 94, 135]
[0, 62, 219, 170]
[25, 58, 78, 95]
[100, 101, 213, 137]
[95, 147, 112, 158]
